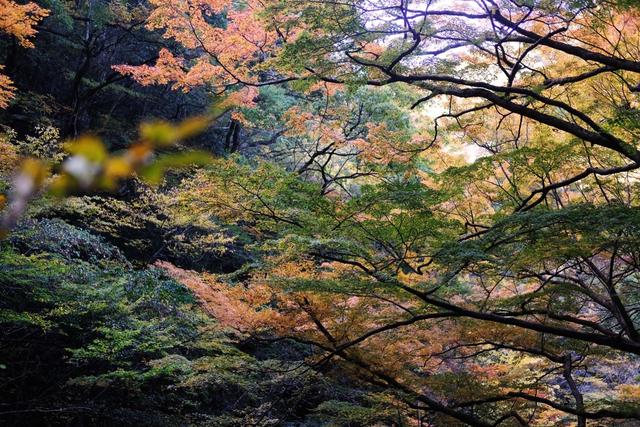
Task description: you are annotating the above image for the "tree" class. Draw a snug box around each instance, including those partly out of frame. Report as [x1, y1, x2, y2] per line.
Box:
[119, 0, 640, 425]
[0, 0, 47, 107]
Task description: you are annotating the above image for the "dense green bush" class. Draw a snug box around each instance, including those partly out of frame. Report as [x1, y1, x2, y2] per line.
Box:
[38, 182, 249, 273]
[0, 229, 392, 426]
[10, 218, 125, 263]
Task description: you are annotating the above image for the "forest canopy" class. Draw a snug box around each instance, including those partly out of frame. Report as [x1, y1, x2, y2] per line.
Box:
[1, 0, 640, 426]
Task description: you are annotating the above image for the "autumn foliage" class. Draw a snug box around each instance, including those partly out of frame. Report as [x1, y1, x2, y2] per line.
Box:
[2, 0, 640, 426]
[0, 0, 47, 107]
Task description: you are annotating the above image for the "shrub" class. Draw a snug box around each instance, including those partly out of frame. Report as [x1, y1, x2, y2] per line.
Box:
[10, 218, 125, 263]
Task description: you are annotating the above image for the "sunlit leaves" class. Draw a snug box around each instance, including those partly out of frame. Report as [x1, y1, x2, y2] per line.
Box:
[140, 151, 213, 185]
[0, 0, 48, 48]
[0, 0, 48, 108]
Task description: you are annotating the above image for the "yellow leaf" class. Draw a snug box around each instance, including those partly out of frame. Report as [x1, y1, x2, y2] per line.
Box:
[140, 116, 210, 148]
[64, 136, 107, 164]
[140, 151, 212, 185]
[126, 143, 153, 164]
[20, 158, 49, 186]
[176, 116, 211, 140]
[140, 121, 178, 147]
[100, 157, 133, 189]
[48, 174, 75, 197]
[104, 157, 132, 180]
